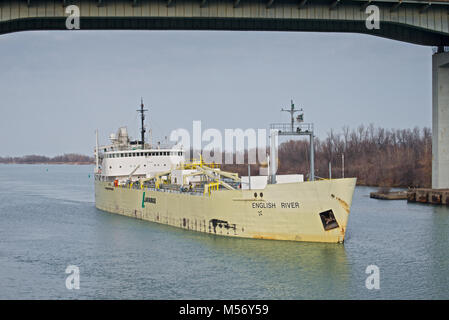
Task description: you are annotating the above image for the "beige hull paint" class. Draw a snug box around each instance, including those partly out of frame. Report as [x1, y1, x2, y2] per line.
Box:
[95, 178, 356, 243]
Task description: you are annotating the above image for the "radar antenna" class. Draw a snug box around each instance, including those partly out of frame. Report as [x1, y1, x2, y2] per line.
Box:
[137, 98, 148, 149]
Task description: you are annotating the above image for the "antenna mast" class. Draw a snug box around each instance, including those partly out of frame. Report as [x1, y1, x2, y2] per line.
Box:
[281, 99, 303, 133]
[137, 98, 148, 149]
[271, 99, 314, 181]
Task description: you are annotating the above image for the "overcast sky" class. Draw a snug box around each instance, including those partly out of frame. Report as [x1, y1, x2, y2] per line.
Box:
[0, 30, 432, 156]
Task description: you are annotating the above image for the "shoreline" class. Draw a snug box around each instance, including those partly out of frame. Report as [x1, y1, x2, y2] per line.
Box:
[0, 162, 415, 189]
[0, 162, 94, 165]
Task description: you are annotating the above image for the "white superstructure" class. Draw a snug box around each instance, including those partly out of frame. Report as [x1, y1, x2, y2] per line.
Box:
[95, 100, 185, 182]
[100, 147, 185, 180]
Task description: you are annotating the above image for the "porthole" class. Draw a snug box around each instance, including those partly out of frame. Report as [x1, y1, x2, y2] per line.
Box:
[254, 192, 257, 198]
[260, 192, 263, 198]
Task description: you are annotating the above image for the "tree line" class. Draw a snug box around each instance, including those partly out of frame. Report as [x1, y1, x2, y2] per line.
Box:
[1, 125, 432, 187]
[0, 154, 94, 164]
[221, 125, 432, 188]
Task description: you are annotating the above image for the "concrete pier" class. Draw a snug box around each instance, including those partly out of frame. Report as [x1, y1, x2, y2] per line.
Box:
[432, 51, 449, 189]
[407, 188, 449, 205]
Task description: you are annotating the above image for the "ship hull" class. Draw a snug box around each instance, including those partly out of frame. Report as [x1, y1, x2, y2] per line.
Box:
[95, 178, 356, 243]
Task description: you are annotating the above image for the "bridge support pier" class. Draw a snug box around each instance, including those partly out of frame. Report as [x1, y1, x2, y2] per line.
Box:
[432, 51, 449, 189]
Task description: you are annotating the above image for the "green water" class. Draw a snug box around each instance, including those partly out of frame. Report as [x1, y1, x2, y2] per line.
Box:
[0, 164, 447, 299]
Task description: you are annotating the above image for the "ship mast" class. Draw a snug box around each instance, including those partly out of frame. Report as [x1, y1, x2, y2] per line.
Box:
[137, 98, 148, 149]
[271, 99, 314, 181]
[281, 99, 303, 132]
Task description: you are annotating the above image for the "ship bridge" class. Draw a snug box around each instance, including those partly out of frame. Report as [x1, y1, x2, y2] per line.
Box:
[1, 0, 449, 188]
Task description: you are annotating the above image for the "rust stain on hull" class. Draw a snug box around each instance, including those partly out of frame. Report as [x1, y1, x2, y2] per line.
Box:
[336, 197, 350, 214]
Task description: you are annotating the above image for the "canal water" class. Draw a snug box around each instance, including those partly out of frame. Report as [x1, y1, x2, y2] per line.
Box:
[0, 164, 447, 299]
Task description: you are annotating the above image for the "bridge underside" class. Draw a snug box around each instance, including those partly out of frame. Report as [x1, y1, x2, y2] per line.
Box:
[1, 16, 449, 46]
[1, 0, 449, 46]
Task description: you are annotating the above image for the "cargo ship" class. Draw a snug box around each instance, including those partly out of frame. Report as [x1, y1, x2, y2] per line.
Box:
[94, 100, 356, 243]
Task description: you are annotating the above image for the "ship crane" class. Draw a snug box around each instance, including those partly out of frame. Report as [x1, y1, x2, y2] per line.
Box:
[127, 165, 141, 181]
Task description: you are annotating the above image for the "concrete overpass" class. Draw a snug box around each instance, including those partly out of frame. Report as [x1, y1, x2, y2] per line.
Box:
[1, 0, 449, 188]
[2, 0, 449, 45]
